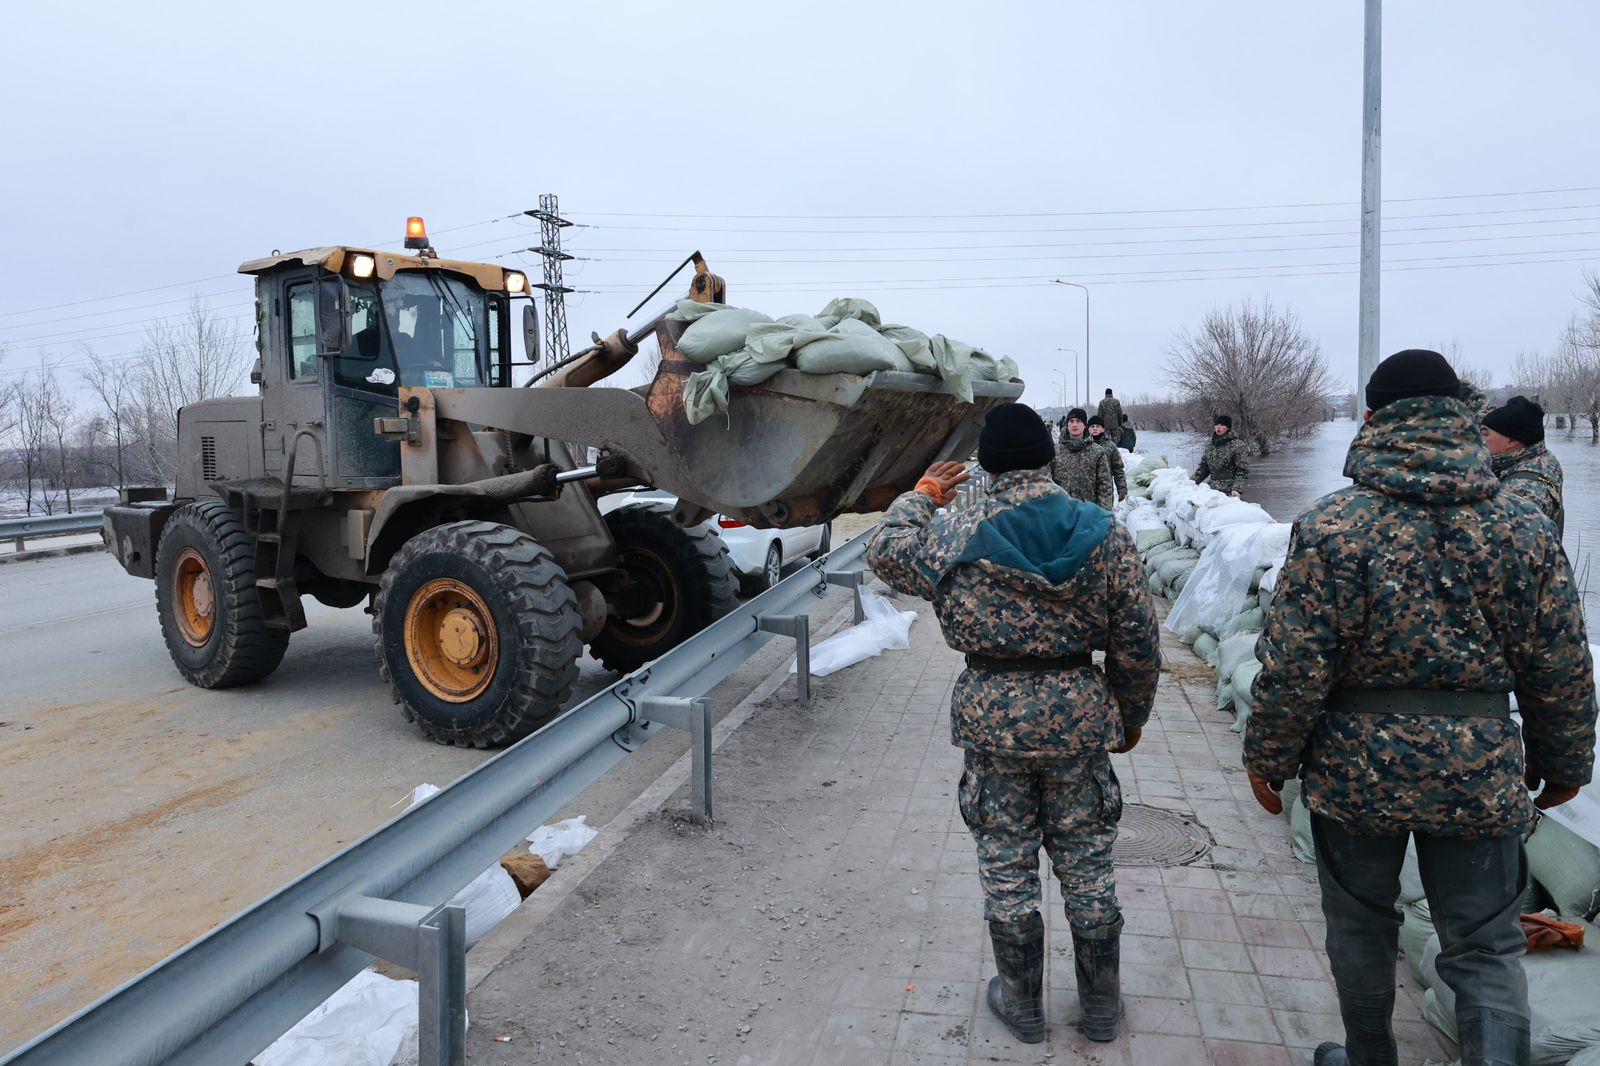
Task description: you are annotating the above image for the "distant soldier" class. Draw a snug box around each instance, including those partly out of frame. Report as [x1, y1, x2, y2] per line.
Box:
[1051, 408, 1114, 510]
[1192, 414, 1248, 497]
[867, 402, 1160, 1046]
[1118, 413, 1137, 451]
[1243, 349, 1595, 1066]
[1095, 389, 1124, 441]
[1483, 395, 1564, 536]
[1086, 415, 1127, 502]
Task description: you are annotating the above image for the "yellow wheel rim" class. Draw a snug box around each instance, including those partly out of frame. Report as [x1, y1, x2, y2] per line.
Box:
[404, 578, 499, 702]
[173, 547, 216, 647]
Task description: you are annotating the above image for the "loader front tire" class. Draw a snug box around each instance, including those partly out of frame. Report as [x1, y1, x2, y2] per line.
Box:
[374, 521, 582, 747]
[590, 505, 739, 674]
[154, 499, 290, 688]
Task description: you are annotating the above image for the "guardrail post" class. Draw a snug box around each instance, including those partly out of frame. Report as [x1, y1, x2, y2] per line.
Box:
[822, 569, 867, 624]
[756, 614, 811, 703]
[316, 895, 467, 1066]
[11, 536, 23, 553]
[637, 695, 714, 824]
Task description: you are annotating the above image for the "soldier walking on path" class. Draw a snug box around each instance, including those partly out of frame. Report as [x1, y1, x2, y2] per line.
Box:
[1192, 414, 1249, 497]
[867, 403, 1160, 1046]
[1095, 388, 1124, 442]
[1087, 415, 1127, 502]
[1483, 395, 1564, 536]
[1242, 349, 1596, 1066]
[1051, 407, 1114, 510]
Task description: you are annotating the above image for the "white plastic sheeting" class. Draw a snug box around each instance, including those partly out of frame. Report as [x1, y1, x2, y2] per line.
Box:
[793, 588, 917, 677]
[254, 970, 426, 1066]
[1165, 523, 1292, 638]
[526, 816, 600, 870]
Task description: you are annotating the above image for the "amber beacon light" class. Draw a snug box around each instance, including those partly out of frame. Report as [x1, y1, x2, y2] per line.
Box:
[404, 216, 429, 250]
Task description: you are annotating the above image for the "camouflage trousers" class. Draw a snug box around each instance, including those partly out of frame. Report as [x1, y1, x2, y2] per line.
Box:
[957, 749, 1122, 931]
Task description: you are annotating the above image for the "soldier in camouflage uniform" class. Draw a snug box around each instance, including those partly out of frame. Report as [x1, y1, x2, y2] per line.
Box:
[868, 402, 1160, 1045]
[1086, 415, 1127, 501]
[1095, 389, 1124, 441]
[1243, 349, 1595, 1066]
[1051, 407, 1114, 510]
[1192, 414, 1249, 496]
[1482, 395, 1564, 537]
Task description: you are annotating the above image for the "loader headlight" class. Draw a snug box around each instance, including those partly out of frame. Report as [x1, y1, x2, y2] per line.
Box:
[349, 254, 376, 280]
[505, 271, 528, 294]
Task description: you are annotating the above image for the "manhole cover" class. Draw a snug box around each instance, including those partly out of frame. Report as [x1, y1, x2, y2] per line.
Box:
[1113, 803, 1213, 867]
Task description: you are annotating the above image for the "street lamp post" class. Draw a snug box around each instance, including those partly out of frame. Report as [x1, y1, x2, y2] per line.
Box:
[1052, 280, 1090, 401]
[1056, 348, 1080, 406]
[1051, 369, 1067, 414]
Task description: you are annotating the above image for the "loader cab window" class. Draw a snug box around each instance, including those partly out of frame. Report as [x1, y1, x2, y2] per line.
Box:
[286, 284, 319, 380]
[333, 282, 401, 394]
[379, 272, 491, 390]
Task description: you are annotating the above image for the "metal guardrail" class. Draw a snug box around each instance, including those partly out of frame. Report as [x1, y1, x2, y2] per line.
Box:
[0, 511, 103, 552]
[1, 528, 875, 1066]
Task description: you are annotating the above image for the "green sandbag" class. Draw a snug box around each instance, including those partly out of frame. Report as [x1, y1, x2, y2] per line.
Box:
[879, 324, 937, 372]
[795, 318, 914, 375]
[677, 307, 774, 363]
[1148, 572, 1164, 593]
[681, 347, 792, 425]
[817, 297, 882, 328]
[743, 318, 834, 363]
[1288, 792, 1316, 863]
[1134, 527, 1175, 552]
[665, 297, 729, 323]
[1155, 555, 1197, 586]
[1229, 660, 1263, 734]
[1221, 607, 1267, 638]
[928, 334, 978, 403]
[1217, 678, 1235, 712]
[1192, 632, 1220, 666]
[1526, 817, 1600, 919]
[1399, 899, 1433, 982]
[1172, 571, 1193, 593]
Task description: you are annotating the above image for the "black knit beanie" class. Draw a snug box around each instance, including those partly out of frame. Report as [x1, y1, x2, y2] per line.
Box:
[1482, 395, 1545, 445]
[1214, 414, 1233, 429]
[1365, 349, 1461, 412]
[1066, 407, 1088, 423]
[1087, 415, 1105, 428]
[978, 403, 1055, 474]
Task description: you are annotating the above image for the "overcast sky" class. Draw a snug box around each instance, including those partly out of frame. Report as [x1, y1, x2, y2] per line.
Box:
[5, 1, 1598, 407]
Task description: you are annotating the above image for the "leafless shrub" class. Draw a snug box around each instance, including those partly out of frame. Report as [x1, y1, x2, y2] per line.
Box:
[134, 297, 248, 480]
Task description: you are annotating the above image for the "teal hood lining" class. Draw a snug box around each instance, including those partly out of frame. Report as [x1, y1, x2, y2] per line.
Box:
[943, 494, 1112, 587]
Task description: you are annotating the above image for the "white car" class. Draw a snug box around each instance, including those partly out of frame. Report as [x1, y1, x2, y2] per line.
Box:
[599, 490, 832, 594]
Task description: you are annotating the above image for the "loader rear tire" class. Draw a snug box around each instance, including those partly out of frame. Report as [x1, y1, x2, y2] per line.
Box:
[374, 521, 582, 748]
[589, 506, 739, 674]
[154, 499, 290, 688]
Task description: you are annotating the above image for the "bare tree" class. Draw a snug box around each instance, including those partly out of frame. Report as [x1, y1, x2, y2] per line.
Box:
[13, 360, 74, 514]
[1163, 300, 1336, 456]
[134, 297, 248, 481]
[79, 344, 142, 490]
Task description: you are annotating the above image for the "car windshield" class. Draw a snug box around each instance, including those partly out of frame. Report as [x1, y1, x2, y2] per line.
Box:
[360, 271, 489, 390]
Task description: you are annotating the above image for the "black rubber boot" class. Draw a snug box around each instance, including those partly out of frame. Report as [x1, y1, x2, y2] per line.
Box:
[1071, 914, 1124, 1042]
[1323, 984, 1399, 1066]
[985, 913, 1045, 1044]
[1313, 1043, 1349, 1065]
[1455, 1007, 1531, 1066]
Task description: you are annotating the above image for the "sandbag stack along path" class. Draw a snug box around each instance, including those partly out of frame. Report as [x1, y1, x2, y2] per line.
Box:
[1121, 453, 1600, 1065]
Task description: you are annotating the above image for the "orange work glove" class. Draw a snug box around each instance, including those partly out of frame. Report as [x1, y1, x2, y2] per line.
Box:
[914, 461, 972, 506]
[1110, 726, 1141, 754]
[1527, 768, 1580, 810]
[1248, 771, 1284, 815]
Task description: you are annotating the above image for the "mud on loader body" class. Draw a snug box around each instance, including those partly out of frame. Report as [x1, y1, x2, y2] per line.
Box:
[104, 228, 1023, 746]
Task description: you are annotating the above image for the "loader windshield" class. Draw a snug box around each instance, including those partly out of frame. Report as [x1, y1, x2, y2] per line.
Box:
[337, 272, 491, 393]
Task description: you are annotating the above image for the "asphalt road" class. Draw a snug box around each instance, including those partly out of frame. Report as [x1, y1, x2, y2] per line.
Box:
[0, 531, 873, 1055]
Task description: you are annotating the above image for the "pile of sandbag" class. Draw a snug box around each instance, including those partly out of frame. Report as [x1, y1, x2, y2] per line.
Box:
[668, 297, 1019, 424]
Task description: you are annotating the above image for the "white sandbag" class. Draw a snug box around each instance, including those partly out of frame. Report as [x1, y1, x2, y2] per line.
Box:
[1399, 839, 1426, 905]
[1192, 632, 1220, 667]
[1123, 507, 1167, 536]
[797, 588, 917, 676]
[1195, 499, 1274, 534]
[254, 969, 426, 1066]
[1216, 633, 1260, 684]
[1423, 921, 1600, 1062]
[677, 307, 774, 363]
[1526, 817, 1600, 919]
[1230, 660, 1263, 734]
[409, 784, 521, 946]
[1134, 527, 1174, 552]
[526, 816, 599, 869]
[794, 317, 914, 375]
[1568, 1045, 1600, 1066]
[1217, 678, 1235, 712]
[1221, 607, 1267, 638]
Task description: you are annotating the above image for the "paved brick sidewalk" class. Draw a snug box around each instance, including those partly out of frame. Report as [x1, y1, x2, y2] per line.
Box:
[465, 590, 1454, 1066]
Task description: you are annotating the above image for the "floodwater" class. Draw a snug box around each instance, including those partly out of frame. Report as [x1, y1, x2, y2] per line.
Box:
[1136, 419, 1600, 625]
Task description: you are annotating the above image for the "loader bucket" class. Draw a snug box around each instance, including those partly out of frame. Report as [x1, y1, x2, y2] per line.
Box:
[638, 357, 1024, 527]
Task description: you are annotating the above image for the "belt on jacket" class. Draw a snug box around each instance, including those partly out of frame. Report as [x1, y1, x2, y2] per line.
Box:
[1328, 688, 1511, 719]
[964, 653, 1094, 673]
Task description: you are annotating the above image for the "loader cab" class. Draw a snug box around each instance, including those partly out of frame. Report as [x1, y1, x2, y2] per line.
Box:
[241, 241, 525, 489]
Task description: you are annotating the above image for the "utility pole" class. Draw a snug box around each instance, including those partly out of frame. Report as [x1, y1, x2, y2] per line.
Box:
[526, 193, 574, 365]
[1357, 0, 1382, 404]
[1052, 281, 1090, 400]
[1056, 348, 1080, 406]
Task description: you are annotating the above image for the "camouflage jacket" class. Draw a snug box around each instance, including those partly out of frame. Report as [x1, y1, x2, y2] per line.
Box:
[1492, 442, 1564, 532]
[867, 470, 1160, 759]
[1193, 431, 1249, 495]
[1244, 396, 1595, 837]
[1096, 396, 1125, 435]
[1094, 434, 1127, 498]
[1051, 435, 1114, 510]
